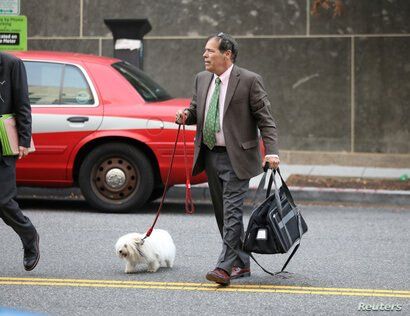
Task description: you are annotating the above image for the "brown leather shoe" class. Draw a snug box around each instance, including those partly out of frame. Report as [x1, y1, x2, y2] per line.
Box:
[230, 266, 250, 279]
[206, 268, 230, 286]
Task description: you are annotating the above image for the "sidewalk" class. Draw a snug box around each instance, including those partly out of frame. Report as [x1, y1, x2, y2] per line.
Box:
[17, 164, 410, 206]
[263, 164, 410, 181]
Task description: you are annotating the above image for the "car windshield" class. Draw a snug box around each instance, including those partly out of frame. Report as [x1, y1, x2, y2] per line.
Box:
[112, 61, 172, 102]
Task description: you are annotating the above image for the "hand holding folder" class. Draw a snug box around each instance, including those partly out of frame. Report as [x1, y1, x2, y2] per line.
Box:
[0, 114, 35, 156]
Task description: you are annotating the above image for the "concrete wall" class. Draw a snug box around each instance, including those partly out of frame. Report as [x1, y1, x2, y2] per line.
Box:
[20, 0, 410, 165]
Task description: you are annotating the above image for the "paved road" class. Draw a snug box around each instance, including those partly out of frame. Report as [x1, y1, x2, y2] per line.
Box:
[0, 200, 409, 316]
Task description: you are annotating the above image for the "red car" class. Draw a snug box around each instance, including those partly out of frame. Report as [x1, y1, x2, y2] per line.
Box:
[10, 51, 205, 212]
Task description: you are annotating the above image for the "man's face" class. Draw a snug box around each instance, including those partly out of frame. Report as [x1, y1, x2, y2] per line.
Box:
[203, 37, 231, 75]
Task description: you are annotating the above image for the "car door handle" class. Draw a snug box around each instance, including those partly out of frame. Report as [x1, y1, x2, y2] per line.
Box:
[67, 116, 89, 123]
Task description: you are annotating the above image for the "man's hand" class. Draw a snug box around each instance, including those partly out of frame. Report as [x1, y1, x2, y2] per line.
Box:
[263, 155, 280, 170]
[18, 146, 29, 159]
[175, 110, 188, 125]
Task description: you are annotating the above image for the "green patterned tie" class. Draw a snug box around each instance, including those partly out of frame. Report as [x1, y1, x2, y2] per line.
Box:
[203, 77, 221, 150]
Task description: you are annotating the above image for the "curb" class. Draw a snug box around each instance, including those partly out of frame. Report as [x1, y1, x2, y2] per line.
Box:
[168, 186, 410, 206]
[286, 186, 410, 206]
[17, 185, 410, 206]
[17, 187, 84, 201]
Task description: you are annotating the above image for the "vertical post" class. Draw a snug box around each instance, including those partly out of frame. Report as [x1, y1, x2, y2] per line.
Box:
[350, 36, 355, 153]
[306, 0, 310, 36]
[80, 0, 83, 37]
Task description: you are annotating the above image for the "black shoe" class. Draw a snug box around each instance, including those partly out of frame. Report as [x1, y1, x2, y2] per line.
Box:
[24, 232, 40, 271]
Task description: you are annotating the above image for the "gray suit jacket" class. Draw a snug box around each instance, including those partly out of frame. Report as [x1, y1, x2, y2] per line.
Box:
[185, 65, 278, 180]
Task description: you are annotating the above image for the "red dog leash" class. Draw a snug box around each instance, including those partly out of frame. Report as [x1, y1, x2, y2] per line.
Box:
[144, 118, 195, 238]
[182, 118, 195, 215]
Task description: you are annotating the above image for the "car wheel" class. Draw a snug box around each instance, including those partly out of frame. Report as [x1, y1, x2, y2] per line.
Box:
[147, 186, 166, 203]
[79, 143, 154, 212]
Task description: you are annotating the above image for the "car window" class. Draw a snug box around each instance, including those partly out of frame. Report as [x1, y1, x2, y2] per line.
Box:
[24, 61, 62, 105]
[112, 61, 172, 102]
[61, 65, 94, 105]
[24, 61, 94, 106]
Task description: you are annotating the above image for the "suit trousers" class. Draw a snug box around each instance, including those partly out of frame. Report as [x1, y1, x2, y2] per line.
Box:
[0, 156, 37, 248]
[204, 146, 250, 274]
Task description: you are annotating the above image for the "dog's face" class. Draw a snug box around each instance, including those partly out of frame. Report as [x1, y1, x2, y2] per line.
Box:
[115, 234, 145, 261]
[116, 243, 131, 259]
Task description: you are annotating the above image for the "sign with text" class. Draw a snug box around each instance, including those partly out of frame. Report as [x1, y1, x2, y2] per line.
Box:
[0, 15, 26, 50]
[0, 0, 20, 15]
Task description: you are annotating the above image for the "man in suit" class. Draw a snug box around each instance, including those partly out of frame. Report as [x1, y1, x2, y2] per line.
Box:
[0, 52, 40, 271]
[176, 33, 279, 285]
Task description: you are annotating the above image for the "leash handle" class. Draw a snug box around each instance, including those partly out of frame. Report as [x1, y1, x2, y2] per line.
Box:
[182, 119, 195, 214]
[185, 181, 195, 214]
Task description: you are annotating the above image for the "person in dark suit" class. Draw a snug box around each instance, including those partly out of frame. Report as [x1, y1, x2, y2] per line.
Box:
[0, 52, 40, 271]
[176, 33, 279, 285]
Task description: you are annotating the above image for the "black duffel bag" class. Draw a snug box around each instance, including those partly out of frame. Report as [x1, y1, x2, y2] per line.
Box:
[243, 167, 308, 274]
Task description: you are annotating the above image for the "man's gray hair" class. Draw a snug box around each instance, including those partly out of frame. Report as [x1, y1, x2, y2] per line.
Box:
[207, 32, 238, 63]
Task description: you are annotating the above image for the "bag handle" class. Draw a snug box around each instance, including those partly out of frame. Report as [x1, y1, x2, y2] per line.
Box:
[225, 239, 301, 276]
[275, 168, 296, 207]
[271, 168, 298, 219]
[249, 242, 301, 275]
[252, 165, 284, 218]
[253, 165, 293, 203]
[271, 170, 284, 218]
[250, 164, 274, 211]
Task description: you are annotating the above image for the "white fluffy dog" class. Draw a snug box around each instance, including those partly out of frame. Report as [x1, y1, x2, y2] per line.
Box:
[115, 229, 176, 273]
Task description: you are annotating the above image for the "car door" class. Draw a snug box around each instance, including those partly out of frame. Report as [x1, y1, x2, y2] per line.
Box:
[16, 60, 103, 185]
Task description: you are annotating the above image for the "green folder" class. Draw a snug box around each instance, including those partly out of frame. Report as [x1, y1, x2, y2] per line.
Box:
[0, 113, 35, 156]
[0, 113, 17, 156]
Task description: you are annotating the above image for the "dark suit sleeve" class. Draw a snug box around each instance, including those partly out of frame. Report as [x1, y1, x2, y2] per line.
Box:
[12, 59, 32, 148]
[249, 75, 279, 155]
[184, 74, 198, 125]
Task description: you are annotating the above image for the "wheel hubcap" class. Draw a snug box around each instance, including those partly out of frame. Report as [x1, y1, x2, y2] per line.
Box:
[92, 157, 138, 201]
[105, 168, 126, 189]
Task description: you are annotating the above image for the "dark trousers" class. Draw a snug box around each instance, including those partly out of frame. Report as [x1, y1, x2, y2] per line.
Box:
[204, 146, 250, 274]
[0, 156, 37, 248]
